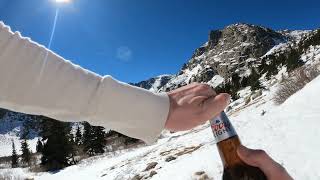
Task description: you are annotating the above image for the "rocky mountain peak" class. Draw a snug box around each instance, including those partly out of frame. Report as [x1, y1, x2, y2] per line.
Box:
[154, 23, 318, 92]
[196, 23, 286, 59]
[180, 23, 287, 81]
[132, 24, 318, 93]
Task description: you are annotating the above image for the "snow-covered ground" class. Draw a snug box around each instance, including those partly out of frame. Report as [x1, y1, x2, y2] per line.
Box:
[2, 74, 320, 180]
[0, 112, 39, 157]
[0, 134, 37, 157]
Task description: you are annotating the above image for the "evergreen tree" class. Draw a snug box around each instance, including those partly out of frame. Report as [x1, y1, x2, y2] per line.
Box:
[90, 126, 106, 154]
[240, 75, 249, 87]
[231, 73, 241, 90]
[265, 69, 272, 80]
[259, 58, 267, 73]
[82, 122, 106, 156]
[286, 48, 303, 71]
[11, 140, 18, 168]
[36, 138, 43, 153]
[20, 139, 31, 166]
[21, 122, 30, 140]
[40, 116, 74, 170]
[82, 122, 92, 152]
[75, 126, 82, 145]
[248, 67, 263, 91]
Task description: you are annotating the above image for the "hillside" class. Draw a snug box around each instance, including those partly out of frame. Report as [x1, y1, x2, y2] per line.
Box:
[5, 67, 320, 180]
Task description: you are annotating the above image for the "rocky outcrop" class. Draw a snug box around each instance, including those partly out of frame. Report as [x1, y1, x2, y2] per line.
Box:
[184, 23, 287, 79]
[157, 23, 296, 91]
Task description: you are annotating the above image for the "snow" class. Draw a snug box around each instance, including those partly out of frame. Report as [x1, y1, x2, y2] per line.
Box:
[2, 75, 319, 179]
[264, 42, 288, 57]
[207, 75, 224, 87]
[0, 112, 39, 156]
[288, 30, 312, 41]
[0, 168, 32, 180]
[185, 64, 202, 77]
[301, 45, 320, 64]
[240, 42, 254, 47]
[0, 134, 37, 157]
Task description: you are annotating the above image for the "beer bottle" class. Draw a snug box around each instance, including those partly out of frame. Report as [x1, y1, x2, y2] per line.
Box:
[210, 111, 267, 180]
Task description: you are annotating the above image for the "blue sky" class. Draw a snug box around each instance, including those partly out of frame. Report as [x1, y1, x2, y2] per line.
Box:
[0, 0, 319, 83]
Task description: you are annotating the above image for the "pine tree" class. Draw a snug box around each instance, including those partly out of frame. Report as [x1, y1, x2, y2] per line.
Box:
[265, 69, 272, 80]
[75, 126, 82, 145]
[240, 75, 249, 87]
[286, 48, 303, 71]
[259, 58, 267, 73]
[82, 122, 92, 154]
[82, 122, 106, 156]
[90, 126, 106, 154]
[20, 139, 31, 166]
[248, 67, 263, 91]
[231, 73, 241, 90]
[36, 138, 43, 153]
[40, 116, 74, 170]
[11, 140, 18, 168]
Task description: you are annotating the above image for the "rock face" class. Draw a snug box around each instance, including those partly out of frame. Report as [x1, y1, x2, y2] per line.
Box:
[134, 23, 316, 92]
[144, 162, 158, 171]
[182, 23, 286, 78]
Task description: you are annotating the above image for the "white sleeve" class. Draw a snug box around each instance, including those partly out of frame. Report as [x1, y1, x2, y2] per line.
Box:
[0, 21, 170, 144]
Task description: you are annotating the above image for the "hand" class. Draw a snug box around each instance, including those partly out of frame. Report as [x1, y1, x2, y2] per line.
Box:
[165, 82, 230, 131]
[237, 145, 293, 180]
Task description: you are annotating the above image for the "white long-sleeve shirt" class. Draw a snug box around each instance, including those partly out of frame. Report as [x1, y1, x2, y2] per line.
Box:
[0, 21, 170, 144]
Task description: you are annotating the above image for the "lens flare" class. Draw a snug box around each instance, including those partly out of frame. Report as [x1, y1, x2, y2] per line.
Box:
[55, 0, 71, 3]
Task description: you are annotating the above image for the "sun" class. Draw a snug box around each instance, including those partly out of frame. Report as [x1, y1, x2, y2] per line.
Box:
[55, 0, 71, 3]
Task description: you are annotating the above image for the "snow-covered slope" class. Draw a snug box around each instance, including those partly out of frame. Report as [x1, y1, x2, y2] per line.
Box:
[7, 75, 319, 180]
[0, 112, 81, 157]
[0, 112, 39, 157]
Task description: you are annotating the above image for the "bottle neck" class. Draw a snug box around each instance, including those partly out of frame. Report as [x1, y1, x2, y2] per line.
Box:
[210, 111, 238, 143]
[210, 112, 243, 168]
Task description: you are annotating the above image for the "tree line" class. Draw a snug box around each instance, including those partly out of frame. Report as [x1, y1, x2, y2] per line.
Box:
[10, 115, 139, 171]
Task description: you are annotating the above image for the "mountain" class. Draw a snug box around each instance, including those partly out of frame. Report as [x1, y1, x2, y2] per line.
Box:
[0, 110, 40, 157]
[135, 23, 316, 93]
[130, 75, 173, 92]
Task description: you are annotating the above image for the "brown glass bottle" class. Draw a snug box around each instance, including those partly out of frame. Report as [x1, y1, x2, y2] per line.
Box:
[210, 112, 267, 180]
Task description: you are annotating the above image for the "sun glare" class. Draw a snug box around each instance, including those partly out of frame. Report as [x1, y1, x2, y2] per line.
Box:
[55, 0, 71, 3]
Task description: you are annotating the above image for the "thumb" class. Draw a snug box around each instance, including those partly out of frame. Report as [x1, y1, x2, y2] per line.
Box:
[237, 145, 286, 179]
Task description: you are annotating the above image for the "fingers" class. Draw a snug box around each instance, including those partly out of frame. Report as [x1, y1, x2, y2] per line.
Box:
[168, 83, 215, 100]
[237, 145, 276, 173]
[237, 145, 292, 180]
[194, 84, 216, 97]
[189, 96, 209, 105]
[202, 93, 230, 119]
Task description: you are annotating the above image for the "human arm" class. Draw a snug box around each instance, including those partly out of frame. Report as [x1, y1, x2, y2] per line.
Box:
[0, 21, 230, 144]
[0, 21, 169, 144]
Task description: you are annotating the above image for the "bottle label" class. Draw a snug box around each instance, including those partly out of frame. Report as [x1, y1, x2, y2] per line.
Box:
[210, 111, 237, 143]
